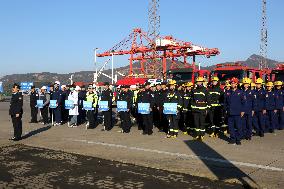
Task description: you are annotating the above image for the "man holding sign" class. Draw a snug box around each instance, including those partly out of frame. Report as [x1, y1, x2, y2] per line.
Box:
[100, 82, 113, 131]
[137, 82, 154, 135]
[85, 85, 98, 129]
[164, 80, 183, 139]
[117, 85, 132, 133]
[38, 86, 50, 125]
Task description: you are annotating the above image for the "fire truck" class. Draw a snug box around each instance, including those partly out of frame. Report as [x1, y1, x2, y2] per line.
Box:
[271, 64, 284, 82]
[211, 62, 268, 86]
[167, 67, 210, 84]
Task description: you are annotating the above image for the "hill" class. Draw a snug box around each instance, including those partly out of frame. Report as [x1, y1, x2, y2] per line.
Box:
[0, 54, 283, 94]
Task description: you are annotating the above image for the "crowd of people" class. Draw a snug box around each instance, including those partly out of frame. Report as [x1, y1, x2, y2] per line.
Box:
[9, 77, 284, 145]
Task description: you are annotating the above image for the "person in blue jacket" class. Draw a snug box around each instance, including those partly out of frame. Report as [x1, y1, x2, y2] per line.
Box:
[225, 77, 245, 145]
[253, 78, 266, 137]
[241, 78, 255, 140]
[274, 81, 284, 130]
[265, 82, 277, 133]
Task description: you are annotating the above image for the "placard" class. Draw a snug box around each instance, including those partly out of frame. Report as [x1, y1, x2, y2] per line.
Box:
[20, 82, 33, 91]
[36, 100, 44, 109]
[117, 101, 127, 112]
[0, 82, 3, 93]
[83, 101, 94, 111]
[49, 100, 57, 109]
[98, 101, 109, 111]
[65, 100, 74, 109]
[163, 103, 178, 115]
[138, 103, 150, 114]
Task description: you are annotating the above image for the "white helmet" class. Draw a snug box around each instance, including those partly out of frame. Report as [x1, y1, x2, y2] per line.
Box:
[41, 86, 47, 90]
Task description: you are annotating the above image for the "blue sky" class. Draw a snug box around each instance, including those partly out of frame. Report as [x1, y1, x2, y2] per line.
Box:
[0, 0, 283, 76]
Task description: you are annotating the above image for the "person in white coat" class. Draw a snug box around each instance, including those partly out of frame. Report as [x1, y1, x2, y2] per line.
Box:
[68, 86, 80, 127]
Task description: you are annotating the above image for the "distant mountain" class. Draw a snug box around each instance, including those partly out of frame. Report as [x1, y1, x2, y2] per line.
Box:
[0, 54, 283, 94]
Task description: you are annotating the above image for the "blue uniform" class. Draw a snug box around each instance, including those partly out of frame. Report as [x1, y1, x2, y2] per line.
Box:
[224, 89, 245, 143]
[275, 89, 284, 130]
[52, 89, 63, 124]
[242, 89, 255, 139]
[265, 90, 277, 132]
[253, 88, 266, 136]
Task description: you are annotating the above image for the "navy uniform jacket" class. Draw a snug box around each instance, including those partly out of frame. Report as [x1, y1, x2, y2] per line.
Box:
[243, 89, 256, 114]
[224, 89, 245, 116]
[52, 89, 62, 105]
[190, 86, 210, 113]
[117, 91, 132, 110]
[101, 89, 113, 108]
[165, 90, 183, 111]
[139, 89, 154, 109]
[275, 89, 284, 110]
[254, 89, 266, 112]
[154, 89, 163, 108]
[30, 91, 38, 107]
[9, 92, 23, 116]
[265, 91, 276, 111]
[183, 90, 192, 111]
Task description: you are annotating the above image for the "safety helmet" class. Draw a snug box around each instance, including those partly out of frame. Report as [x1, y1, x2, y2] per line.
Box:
[242, 77, 251, 84]
[255, 78, 264, 84]
[265, 82, 274, 87]
[225, 83, 231, 87]
[196, 77, 204, 82]
[184, 82, 193, 87]
[230, 77, 239, 84]
[41, 86, 47, 90]
[211, 76, 219, 82]
[168, 79, 177, 85]
[250, 83, 256, 87]
[274, 81, 283, 86]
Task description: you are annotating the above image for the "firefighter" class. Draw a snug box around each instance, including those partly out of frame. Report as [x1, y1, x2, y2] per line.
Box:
[140, 82, 154, 135]
[101, 82, 113, 131]
[136, 85, 144, 131]
[191, 77, 210, 141]
[154, 83, 163, 130]
[225, 78, 245, 145]
[182, 82, 193, 135]
[29, 85, 38, 123]
[117, 85, 132, 133]
[241, 78, 255, 140]
[9, 83, 23, 141]
[274, 81, 284, 130]
[208, 76, 223, 137]
[85, 85, 98, 129]
[160, 82, 168, 133]
[254, 78, 266, 137]
[265, 81, 277, 133]
[221, 80, 231, 134]
[165, 80, 183, 138]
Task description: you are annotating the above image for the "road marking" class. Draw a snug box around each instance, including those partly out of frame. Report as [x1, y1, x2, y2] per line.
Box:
[71, 139, 284, 172]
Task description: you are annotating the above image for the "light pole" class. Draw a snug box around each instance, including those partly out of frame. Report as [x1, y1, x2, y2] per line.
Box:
[94, 48, 99, 82]
[111, 53, 114, 84]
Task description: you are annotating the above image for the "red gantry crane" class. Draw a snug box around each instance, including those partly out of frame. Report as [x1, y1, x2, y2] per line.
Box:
[96, 28, 220, 79]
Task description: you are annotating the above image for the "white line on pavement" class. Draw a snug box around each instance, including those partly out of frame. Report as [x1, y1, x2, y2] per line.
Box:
[71, 139, 284, 172]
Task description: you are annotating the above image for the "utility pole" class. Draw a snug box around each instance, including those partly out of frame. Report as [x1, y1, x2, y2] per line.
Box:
[260, 0, 268, 69]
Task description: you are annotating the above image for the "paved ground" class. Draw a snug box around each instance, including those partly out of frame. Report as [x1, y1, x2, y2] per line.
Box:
[0, 97, 284, 188]
[0, 144, 241, 189]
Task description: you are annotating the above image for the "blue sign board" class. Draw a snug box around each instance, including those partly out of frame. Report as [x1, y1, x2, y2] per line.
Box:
[65, 100, 74, 109]
[98, 101, 109, 111]
[0, 82, 3, 93]
[83, 101, 94, 111]
[117, 101, 128, 112]
[20, 82, 33, 91]
[138, 103, 150, 114]
[36, 100, 44, 109]
[49, 100, 57, 109]
[163, 103, 178, 115]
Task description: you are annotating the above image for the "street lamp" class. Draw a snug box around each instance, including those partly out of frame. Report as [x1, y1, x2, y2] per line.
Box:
[94, 48, 99, 82]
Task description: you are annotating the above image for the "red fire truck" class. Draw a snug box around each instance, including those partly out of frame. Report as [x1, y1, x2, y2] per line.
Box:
[211, 62, 268, 86]
[167, 67, 210, 84]
[271, 64, 284, 82]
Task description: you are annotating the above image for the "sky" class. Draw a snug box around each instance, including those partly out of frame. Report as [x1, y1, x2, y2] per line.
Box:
[0, 0, 283, 76]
